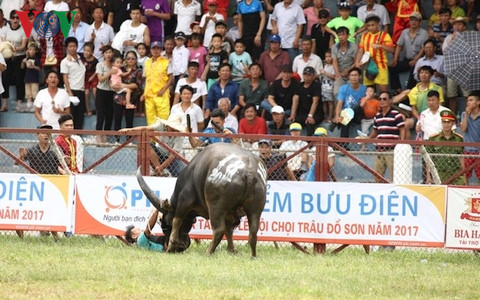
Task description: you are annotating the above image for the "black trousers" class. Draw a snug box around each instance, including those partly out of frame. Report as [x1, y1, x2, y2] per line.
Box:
[95, 89, 114, 131]
[70, 90, 85, 129]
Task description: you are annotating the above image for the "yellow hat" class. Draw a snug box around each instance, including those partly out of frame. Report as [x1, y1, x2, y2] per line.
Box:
[313, 127, 328, 136]
[289, 122, 302, 131]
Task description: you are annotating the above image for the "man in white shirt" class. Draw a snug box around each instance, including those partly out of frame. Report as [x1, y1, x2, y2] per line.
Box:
[292, 37, 323, 82]
[173, 0, 202, 35]
[84, 6, 115, 61]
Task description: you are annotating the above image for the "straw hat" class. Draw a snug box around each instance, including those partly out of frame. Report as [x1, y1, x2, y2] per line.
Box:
[156, 114, 186, 132]
[0, 41, 15, 59]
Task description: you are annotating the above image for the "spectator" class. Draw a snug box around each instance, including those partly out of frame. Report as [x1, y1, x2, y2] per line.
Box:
[82, 42, 98, 117]
[34, 71, 71, 129]
[238, 103, 267, 145]
[389, 12, 428, 95]
[311, 9, 334, 61]
[44, 0, 69, 12]
[331, 26, 357, 100]
[355, 14, 394, 93]
[263, 64, 299, 117]
[292, 37, 323, 82]
[305, 126, 335, 181]
[85, 6, 115, 61]
[216, 97, 238, 132]
[161, 36, 174, 60]
[202, 33, 228, 88]
[188, 33, 207, 80]
[413, 39, 446, 88]
[170, 85, 204, 133]
[237, 0, 266, 61]
[320, 49, 335, 122]
[357, 0, 390, 33]
[446, 0, 466, 18]
[442, 16, 470, 115]
[0, 0, 23, 18]
[270, 0, 305, 62]
[55, 114, 80, 174]
[333, 67, 366, 143]
[226, 13, 240, 43]
[112, 5, 150, 55]
[430, 7, 453, 53]
[174, 0, 202, 35]
[258, 139, 296, 181]
[205, 63, 239, 118]
[367, 91, 405, 182]
[172, 31, 189, 87]
[21, 42, 41, 113]
[61, 37, 86, 130]
[68, 7, 89, 53]
[428, 0, 443, 28]
[229, 39, 252, 83]
[460, 92, 480, 186]
[200, 0, 224, 48]
[189, 108, 236, 147]
[143, 41, 173, 124]
[107, 0, 140, 33]
[68, 1, 89, 22]
[238, 63, 268, 112]
[113, 51, 143, 133]
[304, 0, 324, 36]
[389, 0, 420, 44]
[267, 105, 290, 137]
[427, 110, 466, 185]
[359, 85, 379, 135]
[279, 122, 309, 179]
[95, 46, 115, 142]
[291, 66, 323, 136]
[125, 209, 167, 251]
[141, 0, 171, 43]
[0, 10, 27, 112]
[326, 2, 363, 43]
[214, 20, 233, 54]
[258, 34, 290, 85]
[173, 61, 207, 109]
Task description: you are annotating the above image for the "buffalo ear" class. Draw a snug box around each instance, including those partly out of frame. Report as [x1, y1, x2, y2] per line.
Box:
[161, 199, 173, 212]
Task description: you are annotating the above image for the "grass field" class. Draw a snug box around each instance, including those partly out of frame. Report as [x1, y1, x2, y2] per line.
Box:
[0, 235, 478, 299]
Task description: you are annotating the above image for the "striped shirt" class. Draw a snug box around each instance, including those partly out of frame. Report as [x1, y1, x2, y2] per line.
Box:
[359, 31, 393, 70]
[373, 108, 404, 150]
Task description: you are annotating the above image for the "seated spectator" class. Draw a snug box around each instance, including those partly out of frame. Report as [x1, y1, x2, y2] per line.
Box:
[429, 7, 453, 53]
[359, 86, 379, 135]
[170, 85, 205, 133]
[238, 104, 267, 145]
[262, 65, 299, 117]
[279, 122, 309, 180]
[189, 109, 236, 147]
[238, 63, 269, 114]
[427, 0, 443, 28]
[267, 106, 290, 136]
[173, 61, 208, 109]
[258, 139, 296, 181]
[205, 63, 239, 118]
[292, 37, 323, 82]
[357, 0, 390, 33]
[291, 66, 323, 136]
[258, 34, 290, 85]
[215, 97, 238, 132]
[305, 127, 335, 181]
[229, 39, 252, 83]
[413, 39, 446, 88]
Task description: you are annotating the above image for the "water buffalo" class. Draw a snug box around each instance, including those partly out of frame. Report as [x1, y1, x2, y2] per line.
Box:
[136, 143, 267, 257]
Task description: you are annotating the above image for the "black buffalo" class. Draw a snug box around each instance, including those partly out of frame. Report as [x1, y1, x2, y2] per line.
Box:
[137, 143, 267, 257]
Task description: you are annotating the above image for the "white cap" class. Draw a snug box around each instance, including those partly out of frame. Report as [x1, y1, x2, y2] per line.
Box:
[271, 106, 284, 114]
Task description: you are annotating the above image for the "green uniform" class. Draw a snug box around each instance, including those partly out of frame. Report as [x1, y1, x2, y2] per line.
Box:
[428, 131, 466, 185]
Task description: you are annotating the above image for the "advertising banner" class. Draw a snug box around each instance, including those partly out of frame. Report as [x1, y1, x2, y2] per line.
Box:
[74, 175, 446, 247]
[0, 174, 74, 231]
[445, 187, 480, 250]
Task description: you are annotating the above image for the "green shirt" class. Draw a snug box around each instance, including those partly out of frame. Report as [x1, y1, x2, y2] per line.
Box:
[137, 232, 164, 252]
[428, 131, 466, 185]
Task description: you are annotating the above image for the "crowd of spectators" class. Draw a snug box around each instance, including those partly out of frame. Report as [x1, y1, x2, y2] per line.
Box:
[0, 0, 479, 183]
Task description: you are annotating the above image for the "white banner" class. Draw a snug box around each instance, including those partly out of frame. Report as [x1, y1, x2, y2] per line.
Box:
[74, 175, 446, 247]
[445, 187, 480, 250]
[0, 174, 74, 231]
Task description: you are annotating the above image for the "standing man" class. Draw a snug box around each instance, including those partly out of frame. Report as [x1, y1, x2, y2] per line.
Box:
[258, 34, 290, 85]
[427, 110, 466, 185]
[237, 0, 266, 61]
[368, 92, 405, 182]
[141, 0, 171, 43]
[108, 0, 140, 33]
[143, 41, 173, 124]
[291, 66, 323, 136]
[460, 92, 480, 185]
[331, 27, 357, 100]
[357, 0, 390, 33]
[85, 6, 115, 61]
[270, 0, 305, 62]
[173, 0, 202, 35]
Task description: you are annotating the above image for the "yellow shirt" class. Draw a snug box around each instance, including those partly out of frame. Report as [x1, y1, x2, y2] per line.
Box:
[359, 31, 393, 70]
[144, 56, 171, 98]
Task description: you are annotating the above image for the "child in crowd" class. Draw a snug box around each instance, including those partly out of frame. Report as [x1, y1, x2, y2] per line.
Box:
[21, 42, 41, 113]
[202, 33, 228, 88]
[359, 85, 379, 135]
[172, 31, 189, 88]
[200, 0, 224, 48]
[136, 43, 149, 70]
[428, 0, 443, 27]
[110, 56, 134, 109]
[320, 49, 335, 122]
[226, 13, 239, 42]
[188, 33, 207, 79]
[82, 42, 98, 116]
[214, 20, 232, 54]
[187, 21, 202, 47]
[229, 39, 252, 83]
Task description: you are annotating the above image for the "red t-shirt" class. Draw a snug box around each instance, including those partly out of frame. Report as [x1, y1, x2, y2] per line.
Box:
[239, 116, 267, 134]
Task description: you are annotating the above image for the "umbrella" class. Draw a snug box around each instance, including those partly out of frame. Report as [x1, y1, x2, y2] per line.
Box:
[444, 31, 480, 91]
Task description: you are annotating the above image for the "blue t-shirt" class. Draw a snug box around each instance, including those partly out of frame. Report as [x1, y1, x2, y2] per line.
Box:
[461, 112, 480, 152]
[200, 127, 236, 145]
[337, 83, 366, 109]
[229, 52, 252, 82]
[137, 232, 164, 252]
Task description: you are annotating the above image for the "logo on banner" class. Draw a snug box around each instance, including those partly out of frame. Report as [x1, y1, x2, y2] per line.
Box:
[15, 10, 76, 39]
[460, 192, 480, 222]
[104, 185, 128, 212]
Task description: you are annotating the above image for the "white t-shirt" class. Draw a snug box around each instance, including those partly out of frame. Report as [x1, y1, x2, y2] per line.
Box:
[0, 25, 27, 56]
[170, 102, 204, 133]
[60, 54, 86, 90]
[34, 88, 71, 129]
[174, 77, 207, 105]
[84, 22, 115, 61]
[116, 20, 147, 54]
[0, 53, 5, 95]
[173, 0, 202, 35]
[44, 1, 70, 12]
[200, 13, 224, 47]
